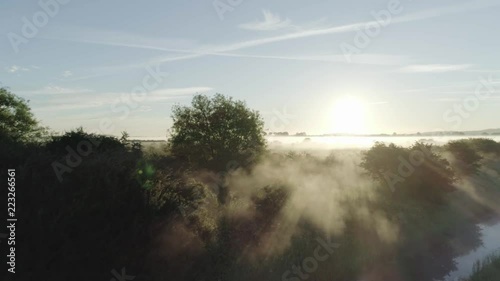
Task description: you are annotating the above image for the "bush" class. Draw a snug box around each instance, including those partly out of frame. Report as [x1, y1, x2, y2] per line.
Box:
[361, 142, 455, 203]
[16, 129, 150, 279]
[467, 138, 500, 156]
[445, 140, 483, 175]
[47, 127, 126, 155]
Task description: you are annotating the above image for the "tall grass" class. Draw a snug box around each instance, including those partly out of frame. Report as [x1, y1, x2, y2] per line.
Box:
[467, 251, 500, 281]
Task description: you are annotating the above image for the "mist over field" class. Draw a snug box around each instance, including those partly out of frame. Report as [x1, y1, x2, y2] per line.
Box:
[138, 134, 500, 281]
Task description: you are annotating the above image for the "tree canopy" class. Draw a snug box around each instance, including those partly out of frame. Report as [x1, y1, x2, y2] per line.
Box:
[361, 142, 455, 203]
[445, 140, 483, 175]
[168, 94, 266, 170]
[0, 87, 44, 142]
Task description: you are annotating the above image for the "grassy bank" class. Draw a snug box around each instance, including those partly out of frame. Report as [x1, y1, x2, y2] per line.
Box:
[466, 252, 500, 281]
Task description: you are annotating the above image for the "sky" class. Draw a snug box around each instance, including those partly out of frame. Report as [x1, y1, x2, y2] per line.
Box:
[1, 0, 500, 137]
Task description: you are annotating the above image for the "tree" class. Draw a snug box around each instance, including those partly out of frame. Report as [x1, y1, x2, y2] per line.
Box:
[466, 138, 500, 156]
[445, 140, 482, 175]
[0, 87, 45, 142]
[361, 142, 455, 204]
[168, 94, 266, 171]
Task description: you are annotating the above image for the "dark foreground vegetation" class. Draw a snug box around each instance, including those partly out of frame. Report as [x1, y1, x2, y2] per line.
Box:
[466, 252, 500, 281]
[1, 88, 500, 281]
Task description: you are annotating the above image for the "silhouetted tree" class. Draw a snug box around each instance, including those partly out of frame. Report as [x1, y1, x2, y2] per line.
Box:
[445, 140, 482, 175]
[0, 87, 46, 142]
[168, 94, 266, 171]
[467, 138, 500, 156]
[361, 142, 455, 203]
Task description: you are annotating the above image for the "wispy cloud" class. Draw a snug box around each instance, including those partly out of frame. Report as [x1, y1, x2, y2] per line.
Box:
[430, 97, 462, 102]
[18, 85, 92, 95]
[147, 87, 213, 102]
[216, 1, 499, 54]
[62, 70, 73, 78]
[182, 53, 409, 65]
[6, 65, 30, 73]
[41, 0, 500, 75]
[41, 26, 197, 52]
[33, 102, 107, 111]
[29, 86, 212, 111]
[238, 10, 292, 31]
[400, 64, 472, 73]
[430, 95, 500, 103]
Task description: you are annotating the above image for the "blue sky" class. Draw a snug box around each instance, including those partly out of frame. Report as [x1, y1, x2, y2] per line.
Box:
[1, 0, 500, 136]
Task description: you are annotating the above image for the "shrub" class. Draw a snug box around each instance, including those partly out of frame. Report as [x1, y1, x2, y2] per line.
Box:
[361, 142, 455, 203]
[467, 138, 500, 156]
[445, 140, 483, 175]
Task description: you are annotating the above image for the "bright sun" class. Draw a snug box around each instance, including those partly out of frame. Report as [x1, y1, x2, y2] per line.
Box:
[331, 97, 366, 134]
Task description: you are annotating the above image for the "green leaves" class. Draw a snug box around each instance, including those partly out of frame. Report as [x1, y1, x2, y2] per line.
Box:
[0, 87, 45, 143]
[445, 139, 483, 175]
[169, 94, 266, 171]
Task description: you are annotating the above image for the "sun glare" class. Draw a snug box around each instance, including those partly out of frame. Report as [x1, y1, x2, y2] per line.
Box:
[331, 97, 366, 134]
